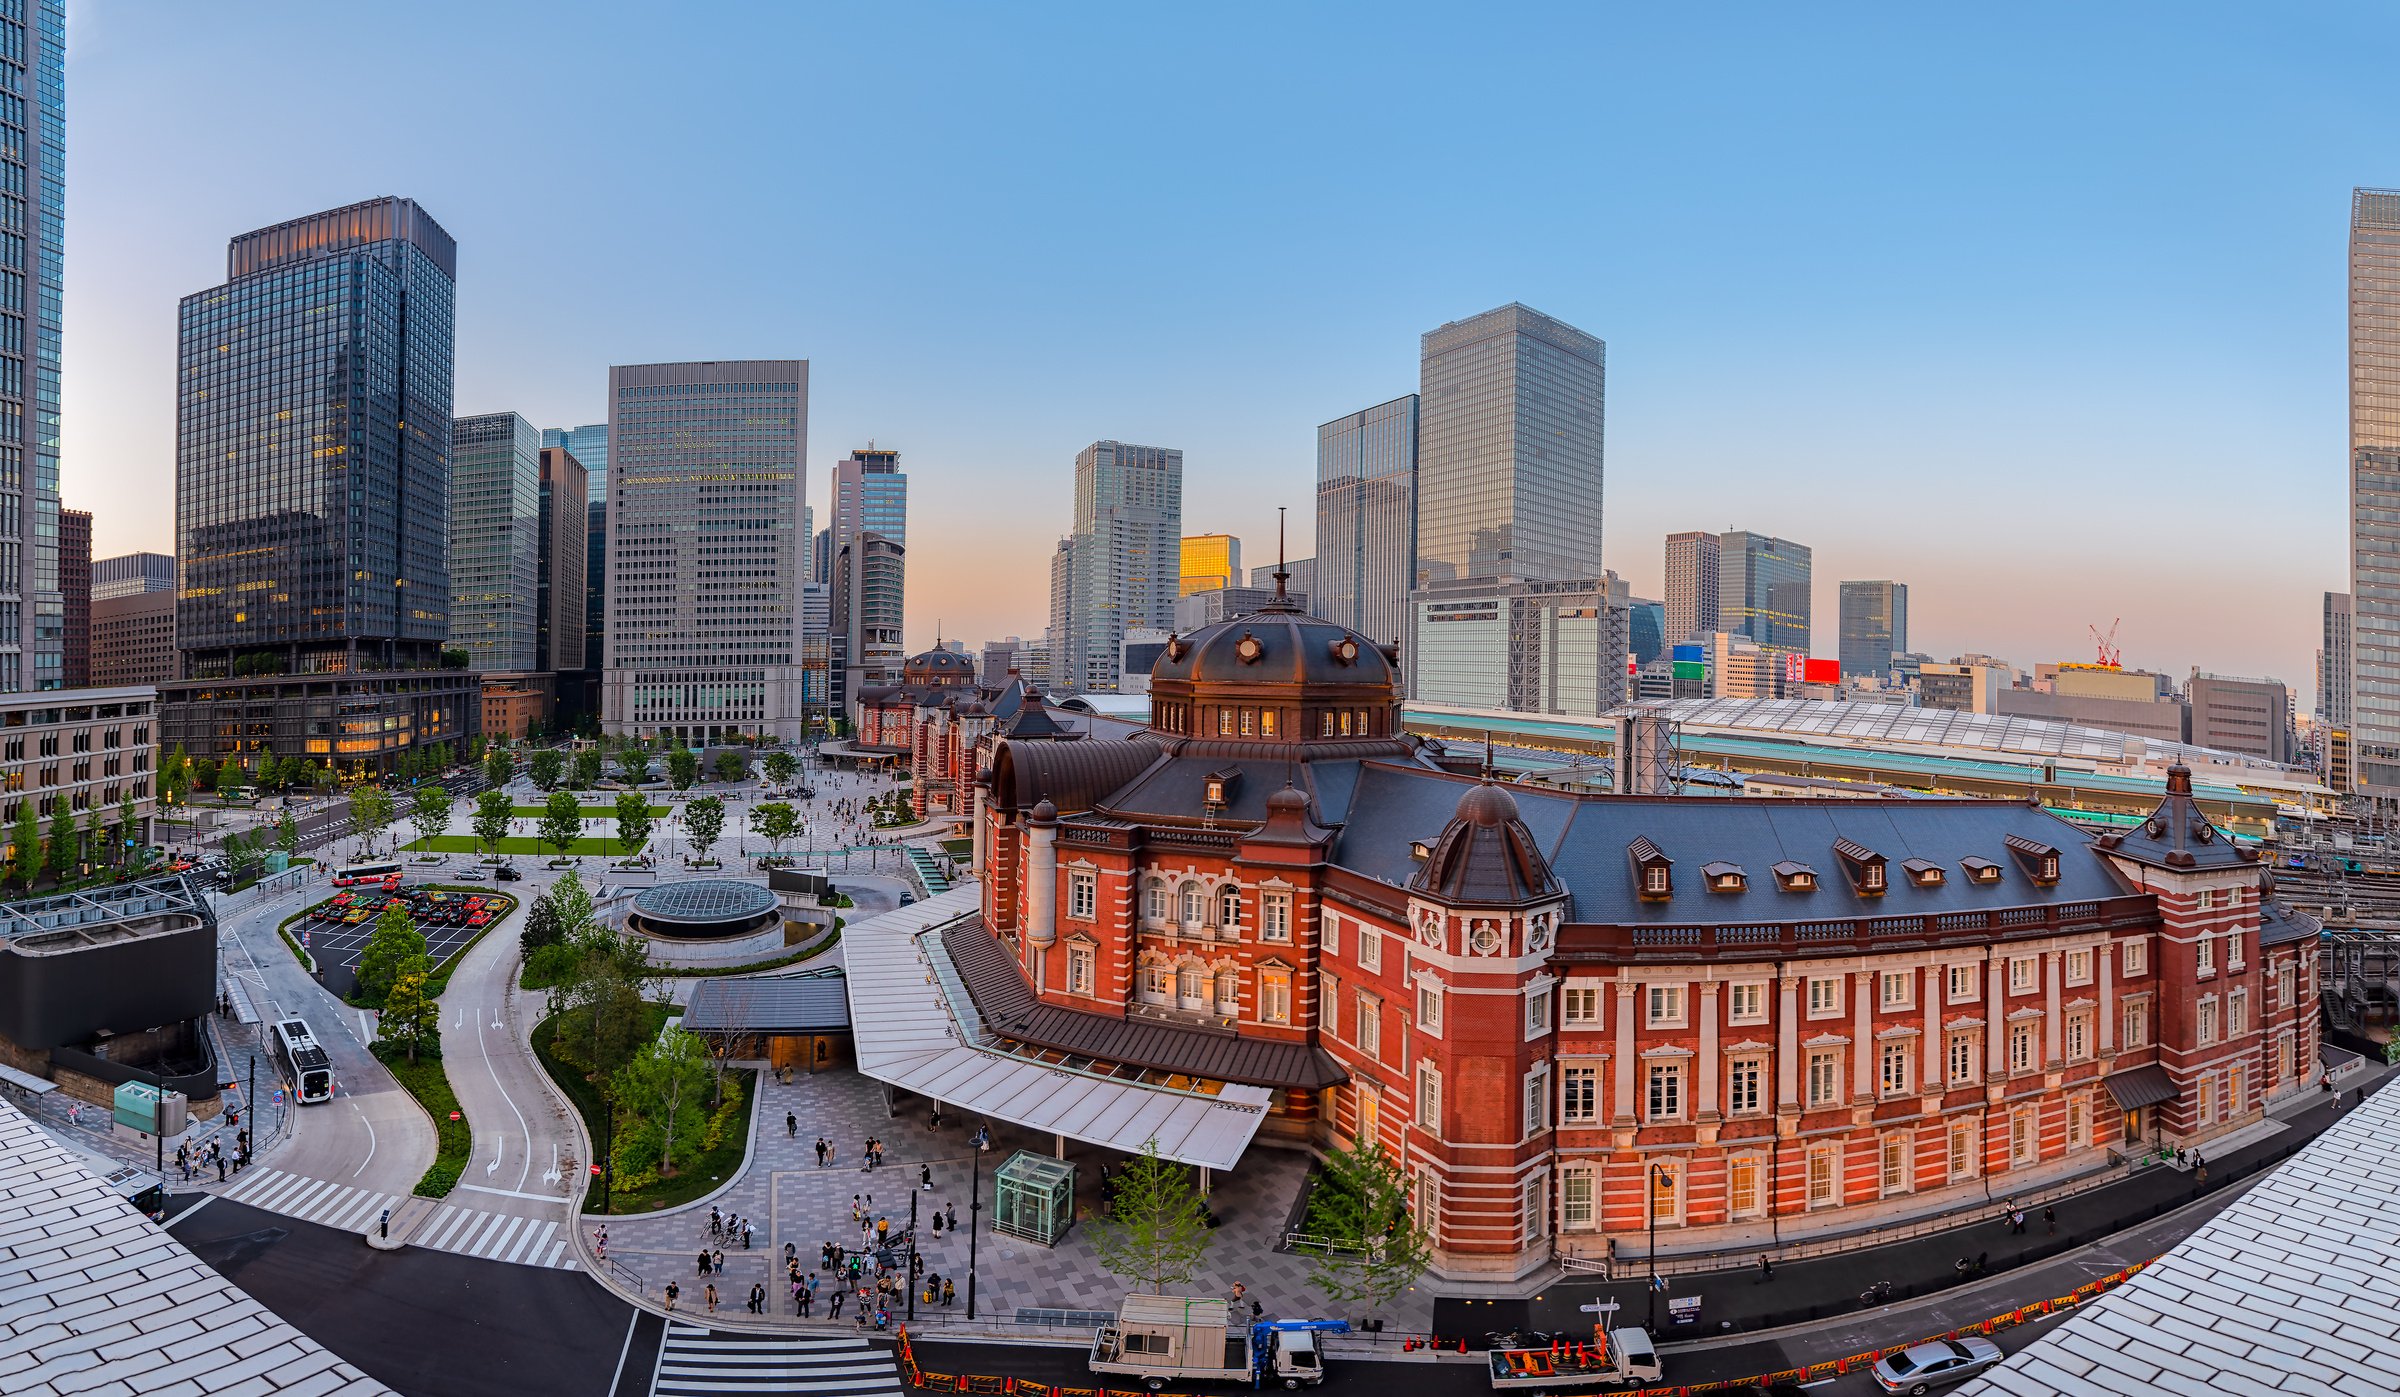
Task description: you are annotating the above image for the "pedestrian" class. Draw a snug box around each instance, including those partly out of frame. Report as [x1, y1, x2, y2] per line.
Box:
[788, 1111, 798, 1138]
[2043, 1205, 2056, 1236]
[942, 1278, 954, 1307]
[665, 1280, 679, 1312]
[2195, 1151, 2207, 1184]
[712, 1248, 725, 1275]
[815, 1138, 827, 1167]
[697, 1249, 711, 1277]
[797, 1282, 810, 1318]
[877, 1216, 890, 1246]
[830, 1287, 845, 1319]
[215, 1152, 227, 1183]
[2012, 1209, 2026, 1235]
[710, 1205, 723, 1239]
[1757, 1255, 1773, 1284]
[704, 1282, 718, 1313]
[921, 1163, 933, 1191]
[852, 1195, 862, 1222]
[945, 1204, 957, 1231]
[594, 1227, 608, 1259]
[931, 1211, 943, 1237]
[742, 1221, 753, 1250]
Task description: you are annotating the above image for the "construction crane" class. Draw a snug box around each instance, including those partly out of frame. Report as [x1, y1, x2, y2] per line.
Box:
[2088, 619, 2122, 670]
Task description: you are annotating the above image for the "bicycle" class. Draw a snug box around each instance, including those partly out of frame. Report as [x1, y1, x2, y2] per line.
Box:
[1858, 1280, 1895, 1306]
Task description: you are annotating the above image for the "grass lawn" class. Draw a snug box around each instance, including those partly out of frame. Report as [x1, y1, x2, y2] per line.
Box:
[510, 804, 667, 818]
[376, 1046, 471, 1198]
[415, 834, 639, 856]
[533, 1004, 754, 1214]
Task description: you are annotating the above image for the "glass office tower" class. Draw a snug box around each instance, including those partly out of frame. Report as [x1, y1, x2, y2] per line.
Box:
[1414, 305, 1604, 587]
[600, 361, 808, 742]
[1178, 534, 1241, 595]
[1664, 531, 1721, 645]
[543, 423, 609, 673]
[828, 447, 907, 713]
[2351, 189, 2400, 793]
[176, 197, 457, 676]
[1719, 531, 1813, 655]
[0, 3, 66, 691]
[1837, 579, 1908, 681]
[448, 413, 541, 672]
[1316, 394, 1417, 646]
[1061, 441, 1181, 692]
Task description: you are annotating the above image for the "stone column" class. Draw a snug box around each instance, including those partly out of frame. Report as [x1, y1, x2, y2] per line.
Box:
[2044, 950, 2063, 1067]
[1026, 806, 1058, 950]
[1853, 972, 1874, 1098]
[2098, 941, 2116, 1054]
[1986, 955, 2007, 1077]
[1922, 964, 1942, 1090]
[1777, 975, 1800, 1112]
[970, 783, 989, 879]
[1612, 982, 1638, 1126]
[1697, 980, 1720, 1124]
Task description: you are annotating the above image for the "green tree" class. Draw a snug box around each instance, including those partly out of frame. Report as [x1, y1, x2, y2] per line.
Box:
[612, 1025, 710, 1177]
[539, 789, 583, 860]
[276, 810, 300, 857]
[617, 745, 652, 786]
[6, 802, 37, 889]
[467, 735, 487, 765]
[519, 891, 564, 955]
[712, 750, 748, 784]
[79, 810, 103, 874]
[377, 956, 441, 1064]
[440, 646, 470, 670]
[117, 798, 141, 868]
[665, 745, 699, 792]
[1090, 1137, 1213, 1294]
[612, 790, 654, 859]
[192, 756, 219, 793]
[571, 748, 603, 791]
[43, 798, 74, 882]
[348, 784, 394, 854]
[749, 802, 799, 856]
[762, 750, 798, 787]
[428, 741, 453, 773]
[548, 868, 598, 941]
[483, 748, 515, 792]
[528, 748, 563, 792]
[354, 901, 427, 1007]
[472, 789, 514, 860]
[1301, 1132, 1435, 1311]
[410, 783, 454, 854]
[683, 796, 725, 865]
[159, 744, 192, 808]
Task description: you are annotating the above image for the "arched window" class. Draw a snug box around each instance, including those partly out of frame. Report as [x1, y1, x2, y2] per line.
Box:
[1218, 885, 1242, 930]
[1143, 880, 1169, 923]
[1215, 970, 1240, 1012]
[1178, 961, 1206, 1005]
[1180, 882, 1206, 926]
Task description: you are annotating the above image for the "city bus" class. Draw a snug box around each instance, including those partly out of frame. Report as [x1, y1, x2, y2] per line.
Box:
[331, 859, 402, 887]
[271, 1019, 334, 1104]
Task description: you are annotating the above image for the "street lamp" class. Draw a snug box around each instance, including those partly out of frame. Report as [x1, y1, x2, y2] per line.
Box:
[967, 1125, 990, 1319]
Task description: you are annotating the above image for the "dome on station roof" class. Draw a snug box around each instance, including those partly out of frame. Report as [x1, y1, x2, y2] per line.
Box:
[1150, 593, 1396, 691]
[1411, 778, 1560, 906]
[902, 647, 977, 684]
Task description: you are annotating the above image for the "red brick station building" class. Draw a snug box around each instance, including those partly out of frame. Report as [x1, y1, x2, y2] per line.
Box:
[953, 591, 2323, 1283]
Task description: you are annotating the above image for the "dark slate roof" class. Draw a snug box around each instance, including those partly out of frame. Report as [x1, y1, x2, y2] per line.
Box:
[1410, 782, 1561, 905]
[682, 973, 852, 1034]
[2260, 900, 2321, 949]
[942, 919, 1347, 1090]
[1332, 762, 2131, 925]
[1000, 703, 1068, 739]
[2093, 765, 2260, 873]
[1151, 598, 1395, 691]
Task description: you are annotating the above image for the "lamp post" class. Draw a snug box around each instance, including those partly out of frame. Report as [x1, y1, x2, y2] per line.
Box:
[967, 1126, 990, 1319]
[1645, 1163, 1668, 1333]
[906, 1186, 920, 1321]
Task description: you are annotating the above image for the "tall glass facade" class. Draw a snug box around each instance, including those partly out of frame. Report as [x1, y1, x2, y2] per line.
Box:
[1316, 394, 1416, 645]
[2351, 190, 2400, 792]
[1837, 579, 1908, 680]
[543, 424, 609, 674]
[448, 413, 540, 672]
[1414, 305, 1604, 588]
[176, 197, 457, 676]
[600, 361, 808, 741]
[1177, 533, 1241, 595]
[1063, 441, 1180, 692]
[829, 448, 906, 711]
[0, 3, 66, 692]
[1719, 531, 1812, 655]
[92, 552, 175, 600]
[1663, 531, 1720, 644]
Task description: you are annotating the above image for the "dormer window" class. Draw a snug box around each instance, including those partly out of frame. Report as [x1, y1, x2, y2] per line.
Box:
[1833, 838, 1887, 896]
[1235, 632, 1264, 664]
[1771, 860, 1817, 892]
[1901, 858, 1945, 888]
[1205, 776, 1226, 806]
[1628, 837, 1672, 900]
[1961, 856, 2002, 885]
[1701, 861, 1746, 892]
[1331, 637, 1359, 665]
[2004, 834, 2061, 886]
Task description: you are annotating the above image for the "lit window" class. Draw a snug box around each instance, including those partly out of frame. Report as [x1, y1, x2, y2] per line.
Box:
[1216, 970, 1240, 1013]
[1649, 1161, 1682, 1225]
[1260, 970, 1290, 1024]
[1880, 1135, 1910, 1196]
[1806, 1147, 1838, 1207]
[1879, 1040, 1911, 1096]
[1727, 1157, 1761, 1217]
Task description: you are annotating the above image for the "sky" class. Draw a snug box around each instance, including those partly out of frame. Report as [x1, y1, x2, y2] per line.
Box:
[54, 2, 2389, 701]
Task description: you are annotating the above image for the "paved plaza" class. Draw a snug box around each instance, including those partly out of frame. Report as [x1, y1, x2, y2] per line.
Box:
[589, 1064, 1434, 1333]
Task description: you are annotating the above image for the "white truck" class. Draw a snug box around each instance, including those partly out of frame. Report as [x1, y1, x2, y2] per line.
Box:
[1090, 1294, 1346, 1390]
[1486, 1326, 1662, 1391]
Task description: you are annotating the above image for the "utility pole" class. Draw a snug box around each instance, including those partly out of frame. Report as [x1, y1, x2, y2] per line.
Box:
[906, 1187, 919, 1321]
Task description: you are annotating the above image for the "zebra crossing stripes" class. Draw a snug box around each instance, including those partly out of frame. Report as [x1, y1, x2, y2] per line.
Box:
[221, 1166, 400, 1232]
[221, 1168, 575, 1268]
[651, 1325, 902, 1396]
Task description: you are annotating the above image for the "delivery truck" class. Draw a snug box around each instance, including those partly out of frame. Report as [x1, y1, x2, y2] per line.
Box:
[1090, 1293, 1348, 1390]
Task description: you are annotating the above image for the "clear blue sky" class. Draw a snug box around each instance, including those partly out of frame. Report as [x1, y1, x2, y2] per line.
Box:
[60, 2, 2381, 697]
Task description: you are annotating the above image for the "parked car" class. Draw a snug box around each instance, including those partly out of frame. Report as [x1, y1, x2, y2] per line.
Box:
[452, 868, 488, 882]
[1872, 1338, 2004, 1395]
[494, 865, 523, 881]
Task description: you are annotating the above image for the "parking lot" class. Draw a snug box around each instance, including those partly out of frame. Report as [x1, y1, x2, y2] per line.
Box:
[291, 884, 516, 998]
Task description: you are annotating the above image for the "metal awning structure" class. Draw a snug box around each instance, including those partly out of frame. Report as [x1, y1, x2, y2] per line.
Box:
[682, 972, 851, 1035]
[2102, 1063, 2178, 1112]
[843, 887, 1272, 1171]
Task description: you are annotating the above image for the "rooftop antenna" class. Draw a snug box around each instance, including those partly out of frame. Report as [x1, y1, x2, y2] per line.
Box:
[1483, 731, 1495, 781]
[1273, 506, 1289, 600]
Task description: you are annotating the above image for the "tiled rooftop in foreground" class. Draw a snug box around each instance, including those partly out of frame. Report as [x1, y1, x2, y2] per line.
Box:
[1962, 1077, 2400, 1395]
[0, 1096, 392, 1396]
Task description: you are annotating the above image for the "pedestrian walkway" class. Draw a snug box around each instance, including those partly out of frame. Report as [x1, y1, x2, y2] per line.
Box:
[650, 1324, 901, 1396]
[222, 1166, 577, 1268]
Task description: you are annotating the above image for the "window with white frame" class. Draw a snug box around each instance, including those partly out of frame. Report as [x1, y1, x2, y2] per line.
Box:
[1142, 881, 1169, 923]
[1260, 970, 1290, 1024]
[1216, 970, 1240, 1014]
[1416, 982, 1442, 1034]
[2198, 996, 2219, 1046]
[1806, 1146, 1839, 1207]
[1729, 981, 1767, 1024]
[1179, 882, 1205, 926]
[1948, 964, 1978, 1003]
[1416, 1063, 1440, 1128]
[1217, 886, 1242, 931]
[1179, 962, 1206, 1003]
[1880, 1135, 1911, 1195]
[1646, 983, 1687, 1028]
[1357, 926, 1381, 973]
[1414, 1175, 1438, 1236]
[1728, 1056, 1764, 1115]
[2122, 940, 2147, 976]
[1141, 961, 1171, 999]
[1806, 1049, 1841, 1106]
[1562, 1065, 1599, 1123]
[2197, 888, 2216, 911]
[1879, 970, 1913, 1010]
[2198, 1072, 2216, 1125]
[2277, 962, 2295, 1007]
[2009, 956, 2037, 993]
[1807, 976, 1842, 1018]
[1322, 914, 1339, 956]
[2227, 929, 2245, 971]
[1525, 987, 1553, 1037]
[1646, 1061, 1684, 1121]
[1356, 992, 1380, 1058]
[1319, 972, 1340, 1033]
[2228, 1064, 2246, 1118]
[2008, 1021, 2037, 1074]
[1649, 1160, 1683, 1225]
[1948, 1119, 1977, 1181]
[2065, 1011, 2091, 1062]
[1563, 986, 1602, 1027]
[1068, 871, 1096, 920]
[1879, 1040, 1912, 1096]
[2067, 1096, 2089, 1150]
[2198, 930, 2215, 976]
[1948, 1031, 1979, 1085]
[2122, 998, 2147, 1049]
[2065, 949, 2092, 986]
[1260, 892, 1292, 942]
[2228, 988, 2247, 1037]
[1068, 945, 1094, 995]
[1727, 1156, 1762, 1217]
[1561, 1166, 1596, 1230]
[2010, 1110, 2035, 1165]
[1523, 1067, 1549, 1136]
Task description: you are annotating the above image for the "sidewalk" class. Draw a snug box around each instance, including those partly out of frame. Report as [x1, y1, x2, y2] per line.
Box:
[1443, 1064, 2391, 1344]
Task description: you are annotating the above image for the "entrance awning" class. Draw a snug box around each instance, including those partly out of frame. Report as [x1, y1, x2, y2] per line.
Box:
[2103, 1063, 2178, 1112]
[682, 973, 850, 1035]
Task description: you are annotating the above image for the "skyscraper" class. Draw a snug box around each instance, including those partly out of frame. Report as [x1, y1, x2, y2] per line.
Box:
[600, 361, 808, 742]
[2323, 591, 2354, 730]
[1663, 531, 1721, 644]
[1060, 441, 1181, 692]
[542, 423, 608, 673]
[1413, 305, 1604, 588]
[2351, 189, 2400, 793]
[1178, 534, 1241, 595]
[58, 508, 86, 688]
[1316, 394, 1417, 645]
[449, 413, 541, 673]
[91, 553, 174, 601]
[3, 5, 64, 692]
[1719, 531, 1813, 655]
[1837, 580, 1908, 681]
[536, 446, 588, 676]
[1250, 557, 1316, 601]
[829, 447, 907, 713]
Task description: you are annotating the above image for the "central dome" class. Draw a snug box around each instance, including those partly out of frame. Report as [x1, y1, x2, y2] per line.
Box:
[1143, 594, 1404, 746]
[1153, 601, 1397, 690]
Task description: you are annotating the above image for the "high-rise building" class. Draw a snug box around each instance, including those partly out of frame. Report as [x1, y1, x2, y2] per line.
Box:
[2323, 591, 2354, 730]
[1413, 304, 1604, 588]
[449, 413, 541, 673]
[58, 508, 87, 688]
[1317, 394, 1418, 645]
[1837, 580, 1909, 681]
[1411, 575, 1627, 715]
[1627, 600, 1665, 665]
[1178, 534, 1242, 595]
[91, 552, 174, 601]
[542, 423, 608, 673]
[1173, 586, 1312, 633]
[1059, 441, 1181, 692]
[829, 447, 907, 715]
[0, 4, 64, 693]
[1719, 531, 1813, 655]
[164, 198, 476, 770]
[800, 580, 831, 722]
[600, 360, 809, 742]
[1047, 537, 1076, 689]
[91, 590, 174, 687]
[1249, 557, 1316, 601]
[2350, 189, 2400, 792]
[2188, 673, 2293, 764]
[536, 447, 588, 676]
[1663, 531, 1721, 644]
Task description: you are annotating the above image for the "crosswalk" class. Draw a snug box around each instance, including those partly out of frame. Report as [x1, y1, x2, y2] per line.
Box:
[220, 1167, 577, 1269]
[651, 1325, 902, 1396]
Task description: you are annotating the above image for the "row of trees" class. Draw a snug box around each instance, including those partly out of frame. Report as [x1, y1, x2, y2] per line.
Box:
[4, 795, 146, 891]
[516, 742, 792, 796]
[159, 740, 475, 809]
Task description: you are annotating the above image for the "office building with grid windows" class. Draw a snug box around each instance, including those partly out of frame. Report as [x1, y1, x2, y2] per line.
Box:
[830, 446, 906, 712]
[1316, 394, 1417, 647]
[1056, 441, 1181, 693]
[1838, 579, 1908, 681]
[0, 3, 67, 693]
[1664, 530, 1721, 645]
[542, 423, 609, 673]
[2350, 189, 2400, 794]
[57, 505, 83, 687]
[1720, 531, 1813, 655]
[600, 360, 809, 742]
[448, 412, 540, 673]
[92, 551, 173, 601]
